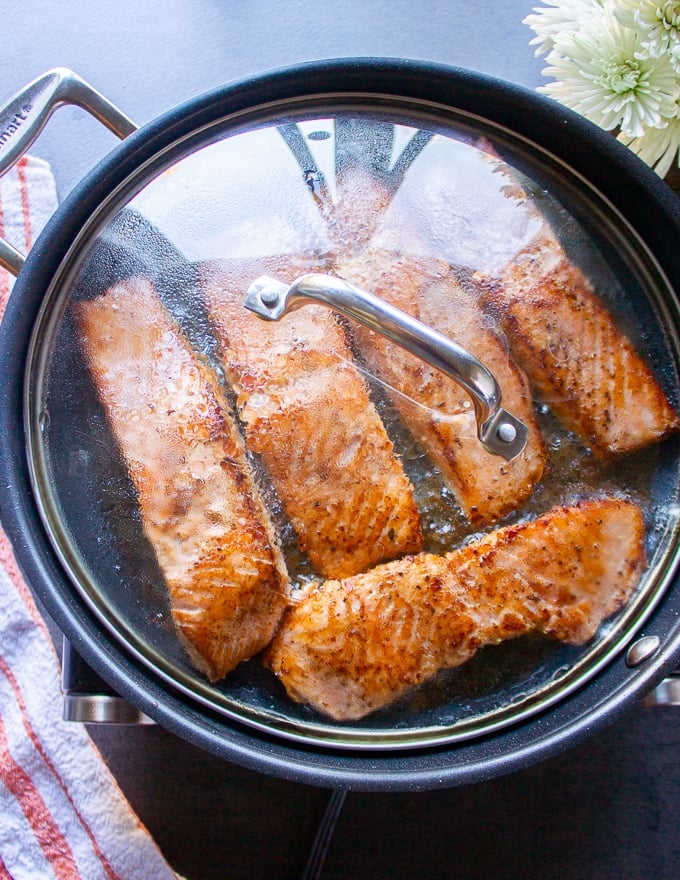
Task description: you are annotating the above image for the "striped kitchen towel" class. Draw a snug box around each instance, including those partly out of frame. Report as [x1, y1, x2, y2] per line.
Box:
[0, 156, 180, 880]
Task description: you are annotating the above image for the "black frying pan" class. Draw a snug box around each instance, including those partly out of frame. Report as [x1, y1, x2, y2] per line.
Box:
[0, 60, 679, 790]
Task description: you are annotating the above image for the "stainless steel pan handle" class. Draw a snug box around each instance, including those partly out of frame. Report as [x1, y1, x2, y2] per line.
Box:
[0, 67, 137, 275]
[245, 272, 529, 461]
[61, 639, 154, 725]
[0, 71, 139, 724]
[644, 675, 680, 706]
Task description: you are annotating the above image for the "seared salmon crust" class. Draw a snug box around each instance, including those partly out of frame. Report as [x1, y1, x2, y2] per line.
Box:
[267, 498, 646, 720]
[77, 277, 289, 681]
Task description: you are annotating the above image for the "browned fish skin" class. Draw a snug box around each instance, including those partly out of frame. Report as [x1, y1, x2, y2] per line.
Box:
[267, 498, 646, 720]
[336, 250, 547, 524]
[76, 277, 289, 682]
[202, 260, 423, 580]
[485, 231, 680, 458]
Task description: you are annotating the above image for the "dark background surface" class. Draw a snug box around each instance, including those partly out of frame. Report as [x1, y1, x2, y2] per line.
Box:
[3, 2, 679, 878]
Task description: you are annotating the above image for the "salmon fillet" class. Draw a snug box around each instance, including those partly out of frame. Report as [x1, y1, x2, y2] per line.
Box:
[483, 230, 680, 458]
[267, 497, 646, 720]
[201, 259, 423, 579]
[335, 249, 547, 523]
[76, 276, 289, 681]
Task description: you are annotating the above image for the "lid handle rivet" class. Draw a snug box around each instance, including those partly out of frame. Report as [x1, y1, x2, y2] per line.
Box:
[260, 287, 281, 307]
[497, 422, 518, 444]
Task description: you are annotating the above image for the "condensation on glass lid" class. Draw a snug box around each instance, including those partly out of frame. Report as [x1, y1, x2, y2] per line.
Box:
[33, 94, 678, 742]
[128, 116, 543, 272]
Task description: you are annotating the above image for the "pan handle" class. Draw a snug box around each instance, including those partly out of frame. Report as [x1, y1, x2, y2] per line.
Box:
[643, 673, 680, 706]
[245, 272, 529, 461]
[61, 639, 154, 725]
[0, 67, 137, 275]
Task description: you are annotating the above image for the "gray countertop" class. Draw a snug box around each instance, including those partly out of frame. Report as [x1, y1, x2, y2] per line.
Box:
[2, 2, 679, 878]
[3, 0, 544, 200]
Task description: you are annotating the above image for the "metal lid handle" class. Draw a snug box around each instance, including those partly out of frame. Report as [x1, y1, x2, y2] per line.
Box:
[245, 273, 529, 461]
[0, 68, 137, 275]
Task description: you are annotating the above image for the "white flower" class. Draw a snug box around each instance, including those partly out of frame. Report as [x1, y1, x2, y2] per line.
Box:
[525, 0, 680, 176]
[523, 0, 604, 57]
[537, 4, 678, 138]
[614, 1, 680, 71]
[618, 100, 680, 176]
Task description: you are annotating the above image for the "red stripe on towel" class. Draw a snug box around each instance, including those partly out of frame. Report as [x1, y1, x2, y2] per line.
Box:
[0, 194, 11, 319]
[0, 528, 52, 639]
[0, 713, 78, 879]
[17, 157, 33, 252]
[0, 618, 124, 880]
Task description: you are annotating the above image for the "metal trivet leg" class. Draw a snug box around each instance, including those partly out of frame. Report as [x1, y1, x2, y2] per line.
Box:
[301, 788, 347, 880]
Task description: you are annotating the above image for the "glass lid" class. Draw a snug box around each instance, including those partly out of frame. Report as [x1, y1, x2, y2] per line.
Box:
[26, 95, 680, 749]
